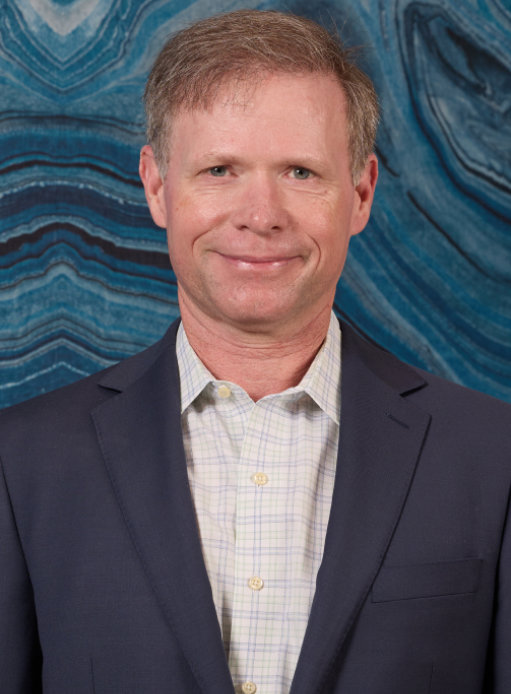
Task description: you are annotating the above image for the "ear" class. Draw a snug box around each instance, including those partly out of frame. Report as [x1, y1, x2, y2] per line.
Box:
[139, 145, 167, 229]
[350, 153, 378, 236]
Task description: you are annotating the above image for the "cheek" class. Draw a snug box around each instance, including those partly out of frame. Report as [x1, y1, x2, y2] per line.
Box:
[310, 206, 350, 252]
[165, 200, 219, 279]
[168, 190, 227, 241]
[312, 217, 354, 279]
[164, 194, 198, 252]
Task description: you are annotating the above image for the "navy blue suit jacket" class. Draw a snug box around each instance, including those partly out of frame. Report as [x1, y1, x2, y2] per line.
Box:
[1, 320, 510, 693]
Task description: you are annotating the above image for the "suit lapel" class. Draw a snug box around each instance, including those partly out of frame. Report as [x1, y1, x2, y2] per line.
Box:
[92, 324, 235, 694]
[290, 325, 431, 694]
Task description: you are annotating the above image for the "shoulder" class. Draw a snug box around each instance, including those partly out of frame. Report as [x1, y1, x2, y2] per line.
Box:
[342, 320, 511, 436]
[412, 361, 511, 416]
[0, 320, 181, 452]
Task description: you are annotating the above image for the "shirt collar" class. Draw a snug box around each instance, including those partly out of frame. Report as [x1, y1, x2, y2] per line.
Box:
[176, 312, 341, 424]
[296, 311, 341, 424]
[176, 323, 217, 413]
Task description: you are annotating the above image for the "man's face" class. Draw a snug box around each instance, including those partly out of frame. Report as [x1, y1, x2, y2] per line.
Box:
[141, 72, 377, 337]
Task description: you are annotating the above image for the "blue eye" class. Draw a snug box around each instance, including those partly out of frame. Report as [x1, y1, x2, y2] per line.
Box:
[292, 167, 312, 179]
[209, 166, 227, 176]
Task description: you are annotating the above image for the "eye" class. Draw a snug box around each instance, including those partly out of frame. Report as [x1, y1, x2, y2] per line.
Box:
[208, 165, 228, 177]
[291, 166, 312, 180]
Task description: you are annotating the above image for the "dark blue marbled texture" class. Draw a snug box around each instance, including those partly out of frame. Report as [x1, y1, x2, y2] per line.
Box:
[1, 0, 510, 406]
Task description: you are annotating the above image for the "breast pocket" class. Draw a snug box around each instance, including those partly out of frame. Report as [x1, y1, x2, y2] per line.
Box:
[371, 558, 481, 603]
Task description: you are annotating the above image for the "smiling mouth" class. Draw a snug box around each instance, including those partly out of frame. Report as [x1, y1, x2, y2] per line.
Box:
[217, 253, 300, 269]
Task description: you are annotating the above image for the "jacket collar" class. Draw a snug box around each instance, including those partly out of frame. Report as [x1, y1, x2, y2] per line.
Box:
[97, 319, 427, 399]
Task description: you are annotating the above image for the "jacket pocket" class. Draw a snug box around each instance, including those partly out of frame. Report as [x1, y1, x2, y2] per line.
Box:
[372, 557, 481, 603]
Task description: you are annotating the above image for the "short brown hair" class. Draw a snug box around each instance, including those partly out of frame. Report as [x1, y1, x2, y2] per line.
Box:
[144, 9, 379, 182]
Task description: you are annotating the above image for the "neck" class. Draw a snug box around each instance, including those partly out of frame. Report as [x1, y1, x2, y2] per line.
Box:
[179, 302, 332, 401]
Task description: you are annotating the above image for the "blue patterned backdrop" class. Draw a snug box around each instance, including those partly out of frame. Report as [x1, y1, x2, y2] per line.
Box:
[1, 0, 510, 407]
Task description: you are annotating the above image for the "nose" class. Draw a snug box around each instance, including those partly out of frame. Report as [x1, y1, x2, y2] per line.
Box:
[231, 174, 291, 234]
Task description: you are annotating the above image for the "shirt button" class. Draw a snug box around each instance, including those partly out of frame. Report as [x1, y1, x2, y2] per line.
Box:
[251, 472, 268, 486]
[248, 576, 264, 591]
[241, 682, 257, 694]
[217, 384, 231, 398]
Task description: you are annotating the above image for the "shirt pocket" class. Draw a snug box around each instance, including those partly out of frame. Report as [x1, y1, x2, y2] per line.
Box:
[371, 558, 481, 603]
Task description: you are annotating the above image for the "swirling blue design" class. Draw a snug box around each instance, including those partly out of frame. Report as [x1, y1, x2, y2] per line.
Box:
[332, 0, 511, 399]
[1, 0, 510, 407]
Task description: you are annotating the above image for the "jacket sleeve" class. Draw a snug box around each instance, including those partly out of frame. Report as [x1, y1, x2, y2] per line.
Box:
[0, 455, 42, 693]
[486, 489, 511, 694]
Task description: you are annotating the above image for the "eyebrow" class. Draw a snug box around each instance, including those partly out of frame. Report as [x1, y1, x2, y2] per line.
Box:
[195, 151, 244, 165]
[195, 151, 327, 170]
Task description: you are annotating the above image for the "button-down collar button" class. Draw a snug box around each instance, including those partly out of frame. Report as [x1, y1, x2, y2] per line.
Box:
[241, 682, 257, 694]
[217, 384, 232, 398]
[248, 576, 264, 591]
[251, 472, 268, 486]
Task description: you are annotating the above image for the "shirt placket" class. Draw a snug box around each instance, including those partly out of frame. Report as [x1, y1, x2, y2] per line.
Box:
[229, 398, 276, 693]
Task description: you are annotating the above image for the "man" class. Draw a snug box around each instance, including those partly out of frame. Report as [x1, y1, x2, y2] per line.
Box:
[0, 9, 510, 694]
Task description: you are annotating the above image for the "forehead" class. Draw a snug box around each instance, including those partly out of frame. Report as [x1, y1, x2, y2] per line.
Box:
[168, 72, 349, 153]
[205, 69, 345, 108]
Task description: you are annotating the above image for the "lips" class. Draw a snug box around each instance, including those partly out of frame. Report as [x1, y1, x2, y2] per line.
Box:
[215, 252, 300, 268]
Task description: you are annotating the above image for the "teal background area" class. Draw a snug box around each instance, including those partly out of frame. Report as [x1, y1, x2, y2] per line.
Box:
[1, 0, 510, 406]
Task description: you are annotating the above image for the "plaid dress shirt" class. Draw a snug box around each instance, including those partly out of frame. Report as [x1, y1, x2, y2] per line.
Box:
[177, 313, 341, 694]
